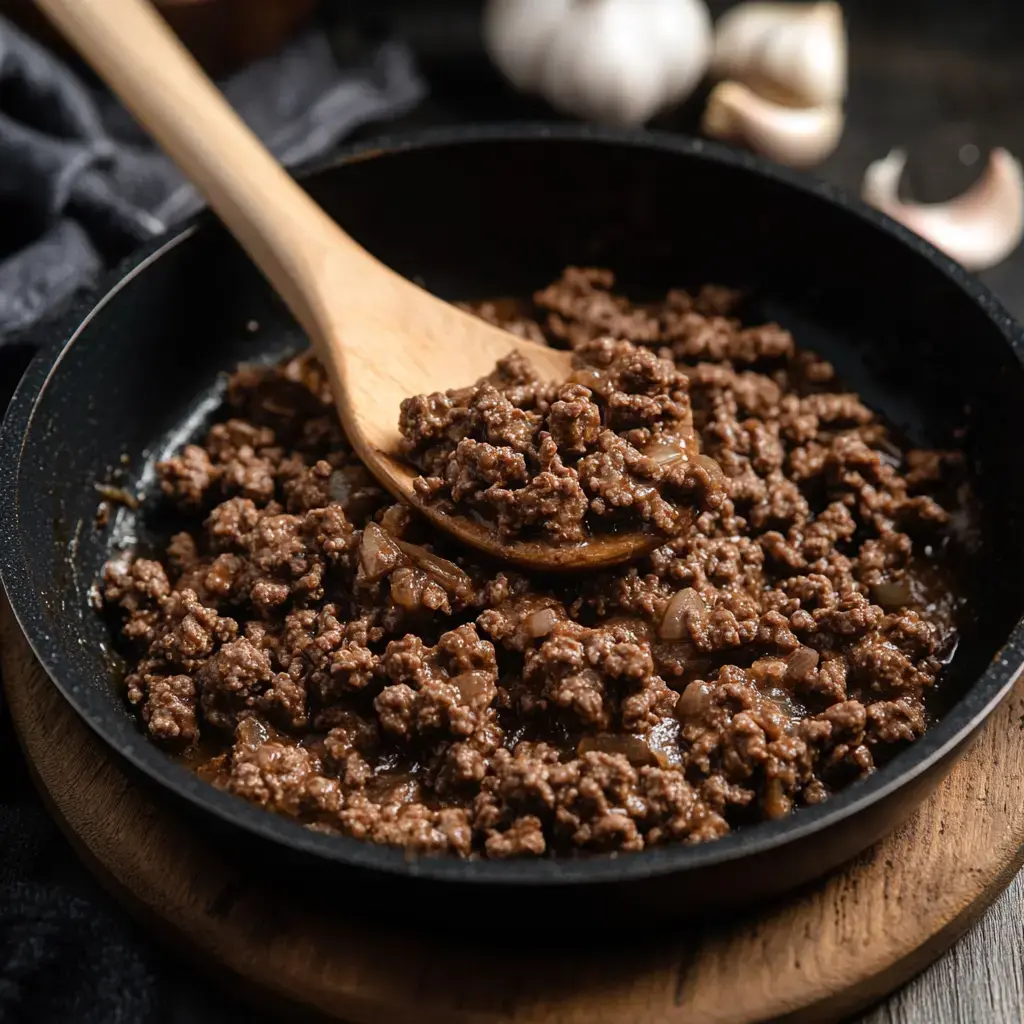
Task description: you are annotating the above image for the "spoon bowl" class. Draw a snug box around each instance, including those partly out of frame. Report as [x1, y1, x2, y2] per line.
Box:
[313, 266, 667, 569]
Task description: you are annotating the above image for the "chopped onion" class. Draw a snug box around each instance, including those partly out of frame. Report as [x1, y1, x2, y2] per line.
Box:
[871, 580, 913, 609]
[785, 646, 820, 680]
[359, 522, 402, 581]
[526, 607, 560, 638]
[236, 716, 270, 750]
[379, 505, 409, 536]
[644, 435, 690, 466]
[388, 567, 425, 610]
[876, 435, 903, 460]
[694, 453, 725, 486]
[451, 671, 495, 705]
[395, 539, 472, 595]
[578, 733, 657, 766]
[568, 367, 604, 389]
[94, 483, 139, 509]
[659, 587, 705, 641]
[675, 680, 714, 721]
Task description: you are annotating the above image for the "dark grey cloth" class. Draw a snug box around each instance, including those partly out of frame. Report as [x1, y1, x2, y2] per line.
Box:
[0, 15, 424, 343]
[0, 13, 423, 1022]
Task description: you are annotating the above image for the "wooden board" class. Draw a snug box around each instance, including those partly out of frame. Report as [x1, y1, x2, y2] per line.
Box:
[4, 598, 1024, 1024]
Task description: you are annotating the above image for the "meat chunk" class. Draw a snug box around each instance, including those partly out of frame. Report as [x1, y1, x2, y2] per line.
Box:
[400, 337, 723, 543]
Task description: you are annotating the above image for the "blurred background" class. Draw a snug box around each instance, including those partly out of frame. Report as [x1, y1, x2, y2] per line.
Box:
[0, 0, 1020, 348]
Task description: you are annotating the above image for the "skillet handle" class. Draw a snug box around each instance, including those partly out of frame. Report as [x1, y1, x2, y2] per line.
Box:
[33, 0, 374, 345]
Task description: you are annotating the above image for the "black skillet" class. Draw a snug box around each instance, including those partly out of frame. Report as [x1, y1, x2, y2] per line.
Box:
[3, 125, 1024, 925]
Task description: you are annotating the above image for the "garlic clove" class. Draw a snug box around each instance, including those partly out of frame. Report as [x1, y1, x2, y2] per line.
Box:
[713, 1, 846, 108]
[483, 0, 573, 93]
[537, 1, 676, 127]
[861, 147, 1024, 272]
[646, 0, 714, 103]
[702, 81, 843, 168]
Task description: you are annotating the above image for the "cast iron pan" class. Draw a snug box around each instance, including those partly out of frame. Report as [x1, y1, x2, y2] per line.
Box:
[4, 125, 1024, 925]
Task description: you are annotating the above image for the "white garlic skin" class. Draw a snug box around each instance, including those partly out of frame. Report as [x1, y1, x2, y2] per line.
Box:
[713, 1, 847, 108]
[483, 0, 713, 127]
[862, 147, 1024, 272]
[702, 80, 843, 168]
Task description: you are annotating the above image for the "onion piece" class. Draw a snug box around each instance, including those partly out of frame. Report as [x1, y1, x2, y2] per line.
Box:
[578, 733, 658, 766]
[568, 367, 605, 389]
[451, 671, 495, 705]
[871, 580, 913, 609]
[394, 539, 473, 596]
[765, 686, 806, 724]
[675, 680, 715, 721]
[659, 587, 706, 641]
[645, 426, 700, 465]
[643, 434, 690, 467]
[359, 522, 403, 581]
[388, 567, 428, 611]
[236, 716, 270, 750]
[94, 483, 139, 509]
[784, 646, 820, 681]
[526, 607, 560, 638]
[694, 453, 726, 486]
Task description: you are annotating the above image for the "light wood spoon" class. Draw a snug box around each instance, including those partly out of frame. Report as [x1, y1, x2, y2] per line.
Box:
[37, 0, 667, 570]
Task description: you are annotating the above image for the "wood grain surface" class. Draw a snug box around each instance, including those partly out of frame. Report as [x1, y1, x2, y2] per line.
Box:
[858, 878, 1024, 1024]
[3, 598, 1024, 1024]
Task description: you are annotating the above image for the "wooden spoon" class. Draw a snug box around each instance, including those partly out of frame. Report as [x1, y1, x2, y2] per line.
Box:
[37, 0, 665, 570]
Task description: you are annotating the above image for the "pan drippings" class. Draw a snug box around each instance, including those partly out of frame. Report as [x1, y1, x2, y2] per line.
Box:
[101, 268, 965, 859]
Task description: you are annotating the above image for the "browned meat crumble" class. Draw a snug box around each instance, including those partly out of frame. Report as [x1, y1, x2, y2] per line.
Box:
[102, 267, 963, 859]
[399, 337, 725, 543]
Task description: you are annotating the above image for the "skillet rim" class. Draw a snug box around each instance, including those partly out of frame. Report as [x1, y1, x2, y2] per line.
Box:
[3, 122, 1024, 886]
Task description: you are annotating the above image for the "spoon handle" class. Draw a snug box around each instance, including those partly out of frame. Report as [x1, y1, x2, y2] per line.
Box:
[34, 0, 371, 343]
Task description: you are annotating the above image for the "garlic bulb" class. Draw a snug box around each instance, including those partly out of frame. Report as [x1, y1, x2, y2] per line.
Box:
[702, 81, 843, 168]
[483, 0, 713, 127]
[713, 1, 846, 107]
[862, 147, 1024, 272]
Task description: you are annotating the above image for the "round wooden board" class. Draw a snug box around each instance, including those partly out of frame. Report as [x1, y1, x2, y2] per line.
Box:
[4, 599, 1024, 1024]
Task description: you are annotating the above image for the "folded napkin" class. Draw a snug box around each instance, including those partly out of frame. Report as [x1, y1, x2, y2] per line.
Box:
[0, 14, 424, 346]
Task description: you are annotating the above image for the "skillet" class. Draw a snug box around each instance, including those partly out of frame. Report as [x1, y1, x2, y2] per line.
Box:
[3, 124, 1024, 924]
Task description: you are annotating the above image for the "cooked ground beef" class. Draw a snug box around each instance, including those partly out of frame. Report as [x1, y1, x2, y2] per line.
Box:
[399, 336, 725, 543]
[102, 267, 964, 859]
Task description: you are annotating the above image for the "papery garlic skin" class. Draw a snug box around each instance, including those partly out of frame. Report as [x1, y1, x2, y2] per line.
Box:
[862, 148, 1024, 272]
[713, 1, 846, 108]
[702, 81, 843, 168]
[483, 0, 713, 127]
